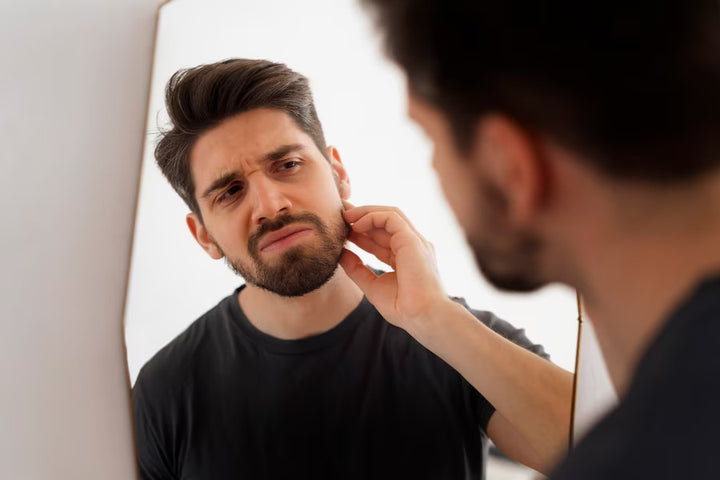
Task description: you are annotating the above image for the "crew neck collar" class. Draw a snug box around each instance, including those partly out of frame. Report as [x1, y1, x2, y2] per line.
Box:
[227, 284, 373, 354]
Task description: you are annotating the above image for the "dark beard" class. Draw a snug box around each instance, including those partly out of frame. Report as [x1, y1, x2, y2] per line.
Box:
[219, 210, 350, 297]
[471, 240, 545, 292]
[469, 180, 545, 293]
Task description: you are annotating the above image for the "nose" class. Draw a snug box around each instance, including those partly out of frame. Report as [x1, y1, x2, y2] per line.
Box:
[248, 176, 292, 225]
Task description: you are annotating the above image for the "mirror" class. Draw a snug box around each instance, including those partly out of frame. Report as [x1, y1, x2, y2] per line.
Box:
[572, 303, 618, 444]
[124, 0, 579, 477]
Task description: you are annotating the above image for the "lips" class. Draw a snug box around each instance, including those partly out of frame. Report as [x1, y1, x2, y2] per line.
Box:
[257, 225, 313, 252]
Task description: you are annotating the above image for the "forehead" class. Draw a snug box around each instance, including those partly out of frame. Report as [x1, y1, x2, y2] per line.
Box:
[189, 108, 317, 183]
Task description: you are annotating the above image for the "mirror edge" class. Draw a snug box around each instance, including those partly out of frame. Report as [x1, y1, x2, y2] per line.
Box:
[119, 1, 176, 474]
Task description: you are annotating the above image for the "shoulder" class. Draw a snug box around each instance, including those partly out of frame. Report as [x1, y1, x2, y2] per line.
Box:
[553, 291, 720, 479]
[554, 386, 720, 478]
[132, 293, 243, 476]
[363, 293, 547, 361]
[134, 293, 237, 397]
[450, 295, 549, 359]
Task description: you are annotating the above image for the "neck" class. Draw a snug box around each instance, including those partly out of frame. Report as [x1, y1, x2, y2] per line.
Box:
[564, 170, 720, 395]
[238, 267, 364, 340]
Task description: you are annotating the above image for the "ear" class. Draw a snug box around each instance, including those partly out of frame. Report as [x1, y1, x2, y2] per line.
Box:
[473, 114, 545, 224]
[326, 145, 351, 200]
[186, 212, 224, 260]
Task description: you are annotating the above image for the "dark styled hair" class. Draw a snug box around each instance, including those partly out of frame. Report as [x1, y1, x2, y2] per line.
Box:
[362, 0, 720, 182]
[155, 58, 327, 217]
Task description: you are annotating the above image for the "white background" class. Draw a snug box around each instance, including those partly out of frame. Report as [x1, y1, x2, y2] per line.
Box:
[125, 0, 579, 384]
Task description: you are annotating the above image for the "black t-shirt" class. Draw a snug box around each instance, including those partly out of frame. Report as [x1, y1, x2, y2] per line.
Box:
[551, 275, 720, 479]
[134, 286, 547, 480]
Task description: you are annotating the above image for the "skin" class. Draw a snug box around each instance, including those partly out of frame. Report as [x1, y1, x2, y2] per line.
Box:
[399, 94, 720, 393]
[187, 108, 364, 340]
[339, 99, 573, 473]
[186, 106, 575, 473]
[340, 90, 720, 471]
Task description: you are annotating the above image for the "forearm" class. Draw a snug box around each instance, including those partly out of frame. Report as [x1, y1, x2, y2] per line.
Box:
[408, 299, 573, 470]
[340, 204, 573, 470]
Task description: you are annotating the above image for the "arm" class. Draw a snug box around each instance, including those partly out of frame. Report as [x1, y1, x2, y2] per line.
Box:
[339, 204, 572, 474]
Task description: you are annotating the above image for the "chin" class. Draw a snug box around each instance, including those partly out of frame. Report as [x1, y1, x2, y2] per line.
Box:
[472, 247, 546, 293]
[480, 266, 547, 293]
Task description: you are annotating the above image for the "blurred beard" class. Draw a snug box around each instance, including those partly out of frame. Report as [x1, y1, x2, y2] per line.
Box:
[215, 210, 350, 297]
[468, 180, 546, 293]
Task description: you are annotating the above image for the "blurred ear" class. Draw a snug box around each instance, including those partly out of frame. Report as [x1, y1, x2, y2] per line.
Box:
[472, 114, 546, 224]
[186, 212, 224, 260]
[327, 145, 351, 200]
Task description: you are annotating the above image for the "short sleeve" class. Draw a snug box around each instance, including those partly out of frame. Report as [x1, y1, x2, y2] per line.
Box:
[451, 296, 550, 360]
[133, 371, 177, 480]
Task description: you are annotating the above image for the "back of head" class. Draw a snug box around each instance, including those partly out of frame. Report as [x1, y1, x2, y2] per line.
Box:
[363, 0, 720, 182]
[155, 58, 327, 217]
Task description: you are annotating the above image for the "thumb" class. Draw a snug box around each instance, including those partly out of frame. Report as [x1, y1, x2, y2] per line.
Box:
[339, 249, 378, 293]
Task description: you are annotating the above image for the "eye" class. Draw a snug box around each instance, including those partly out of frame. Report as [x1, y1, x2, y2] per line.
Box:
[217, 183, 244, 203]
[276, 158, 301, 172]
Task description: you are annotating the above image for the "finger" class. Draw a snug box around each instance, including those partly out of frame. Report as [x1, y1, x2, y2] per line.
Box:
[349, 211, 411, 238]
[344, 205, 424, 239]
[344, 204, 408, 223]
[351, 213, 430, 261]
[346, 233, 395, 268]
[339, 249, 381, 292]
[349, 227, 392, 249]
[345, 202, 410, 223]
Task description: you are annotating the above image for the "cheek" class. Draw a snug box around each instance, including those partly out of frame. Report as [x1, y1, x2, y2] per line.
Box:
[209, 211, 252, 252]
[309, 177, 344, 209]
[432, 146, 476, 227]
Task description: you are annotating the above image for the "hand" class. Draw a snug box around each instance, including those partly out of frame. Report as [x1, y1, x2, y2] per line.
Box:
[339, 202, 450, 331]
[341, 206, 574, 474]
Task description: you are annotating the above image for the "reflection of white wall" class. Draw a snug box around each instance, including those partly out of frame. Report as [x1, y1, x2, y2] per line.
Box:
[0, 1, 156, 478]
[573, 315, 618, 444]
[125, 0, 579, 384]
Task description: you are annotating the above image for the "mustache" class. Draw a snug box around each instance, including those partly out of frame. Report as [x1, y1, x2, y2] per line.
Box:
[248, 213, 327, 252]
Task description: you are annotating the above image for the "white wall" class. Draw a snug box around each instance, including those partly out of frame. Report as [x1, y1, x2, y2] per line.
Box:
[573, 315, 618, 444]
[125, 0, 579, 385]
[0, 1, 156, 478]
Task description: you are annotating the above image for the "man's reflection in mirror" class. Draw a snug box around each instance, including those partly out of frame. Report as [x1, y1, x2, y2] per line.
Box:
[132, 59, 569, 479]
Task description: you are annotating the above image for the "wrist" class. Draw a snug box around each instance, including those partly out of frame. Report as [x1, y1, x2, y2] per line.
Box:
[404, 297, 464, 347]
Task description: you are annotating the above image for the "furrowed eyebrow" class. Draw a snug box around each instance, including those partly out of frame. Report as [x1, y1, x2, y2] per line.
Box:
[200, 143, 308, 200]
[201, 172, 239, 200]
[262, 143, 306, 163]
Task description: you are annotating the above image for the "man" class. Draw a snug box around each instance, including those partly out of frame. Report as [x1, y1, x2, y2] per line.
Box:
[348, 0, 720, 477]
[132, 58, 572, 479]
